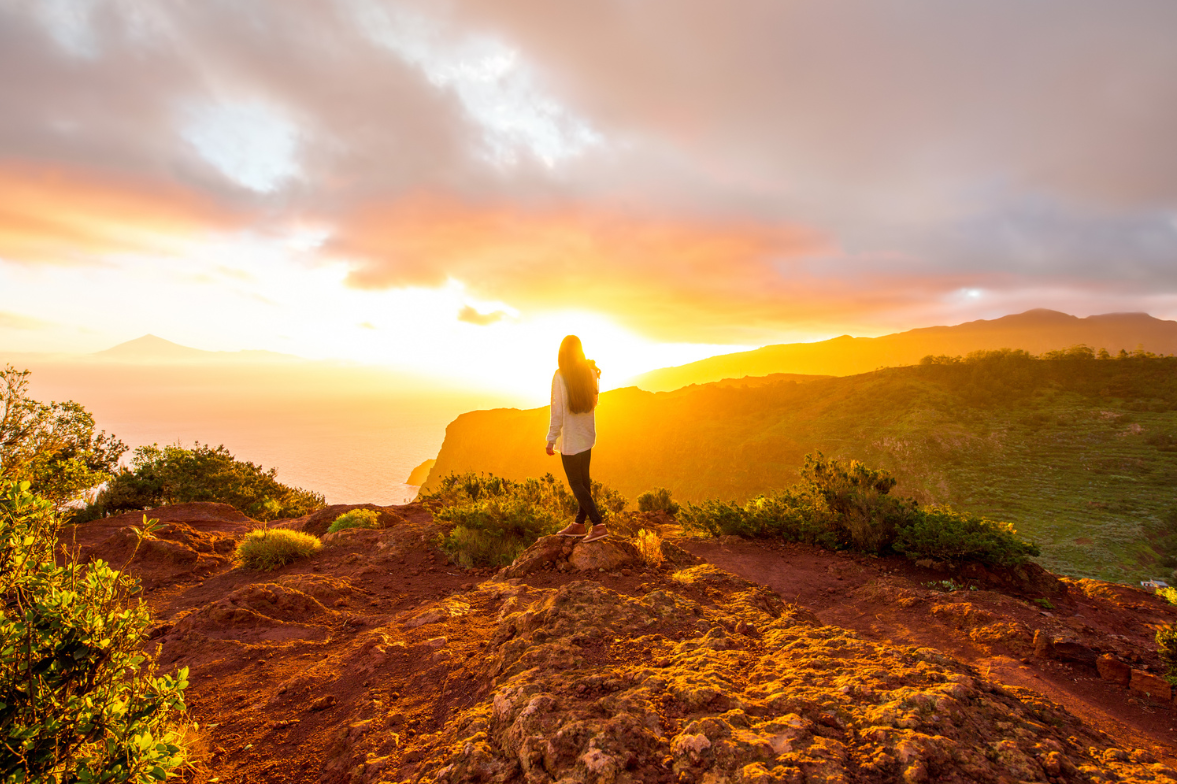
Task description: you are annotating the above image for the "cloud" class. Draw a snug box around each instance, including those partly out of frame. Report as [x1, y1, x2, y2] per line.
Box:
[451, 0, 1177, 211]
[329, 195, 834, 341]
[0, 163, 245, 264]
[2, 0, 1177, 349]
[457, 305, 508, 326]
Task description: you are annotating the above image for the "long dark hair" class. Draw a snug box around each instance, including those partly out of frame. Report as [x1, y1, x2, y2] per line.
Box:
[558, 335, 599, 414]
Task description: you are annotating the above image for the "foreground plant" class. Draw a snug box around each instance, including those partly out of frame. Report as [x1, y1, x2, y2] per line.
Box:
[327, 508, 381, 534]
[0, 366, 126, 513]
[637, 487, 679, 516]
[236, 528, 322, 570]
[425, 472, 626, 567]
[0, 479, 189, 783]
[81, 442, 325, 522]
[679, 452, 1039, 567]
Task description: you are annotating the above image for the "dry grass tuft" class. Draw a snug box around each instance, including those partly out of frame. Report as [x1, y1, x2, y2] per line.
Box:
[635, 528, 664, 568]
[236, 528, 322, 570]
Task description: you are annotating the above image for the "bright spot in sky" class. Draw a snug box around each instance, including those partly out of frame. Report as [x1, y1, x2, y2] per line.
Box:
[285, 228, 331, 253]
[346, 1, 601, 167]
[962, 288, 983, 300]
[181, 102, 301, 192]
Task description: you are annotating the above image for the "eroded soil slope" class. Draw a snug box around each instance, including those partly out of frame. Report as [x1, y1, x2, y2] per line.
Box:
[63, 504, 1177, 783]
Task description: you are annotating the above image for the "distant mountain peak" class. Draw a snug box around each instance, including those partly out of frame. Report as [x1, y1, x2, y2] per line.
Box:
[92, 335, 299, 363]
[94, 335, 212, 359]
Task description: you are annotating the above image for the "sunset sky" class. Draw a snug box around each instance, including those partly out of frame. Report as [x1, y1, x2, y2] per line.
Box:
[3, 1, 1177, 393]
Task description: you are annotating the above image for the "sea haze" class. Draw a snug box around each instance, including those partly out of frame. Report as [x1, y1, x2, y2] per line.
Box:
[11, 342, 525, 507]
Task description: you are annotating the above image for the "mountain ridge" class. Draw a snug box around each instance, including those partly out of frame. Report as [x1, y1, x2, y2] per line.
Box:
[632, 309, 1177, 392]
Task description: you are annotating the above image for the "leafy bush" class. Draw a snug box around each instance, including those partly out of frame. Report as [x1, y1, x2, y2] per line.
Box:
[893, 507, 1040, 566]
[236, 528, 322, 570]
[635, 529, 664, 567]
[679, 452, 1039, 566]
[84, 442, 326, 522]
[0, 479, 189, 782]
[440, 525, 530, 569]
[1157, 625, 1177, 682]
[327, 508, 381, 534]
[424, 472, 626, 567]
[1, 366, 126, 511]
[637, 487, 680, 515]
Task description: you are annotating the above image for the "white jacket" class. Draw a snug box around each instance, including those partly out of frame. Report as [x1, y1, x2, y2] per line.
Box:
[546, 370, 597, 456]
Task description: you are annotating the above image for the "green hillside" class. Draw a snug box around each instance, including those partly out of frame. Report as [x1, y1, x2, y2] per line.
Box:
[425, 353, 1177, 584]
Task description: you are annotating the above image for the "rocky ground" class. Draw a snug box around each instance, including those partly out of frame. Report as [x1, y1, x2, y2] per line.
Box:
[60, 503, 1177, 784]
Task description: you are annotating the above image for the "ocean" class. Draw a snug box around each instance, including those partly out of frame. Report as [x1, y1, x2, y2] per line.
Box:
[19, 360, 527, 507]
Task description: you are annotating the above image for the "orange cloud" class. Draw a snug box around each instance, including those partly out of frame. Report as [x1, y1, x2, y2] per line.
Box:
[0, 163, 244, 264]
[330, 196, 842, 341]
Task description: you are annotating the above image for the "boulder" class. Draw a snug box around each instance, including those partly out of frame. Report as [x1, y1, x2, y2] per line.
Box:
[501, 535, 574, 579]
[1033, 629, 1054, 658]
[1052, 638, 1098, 667]
[568, 538, 640, 572]
[1097, 654, 1132, 686]
[1129, 670, 1172, 702]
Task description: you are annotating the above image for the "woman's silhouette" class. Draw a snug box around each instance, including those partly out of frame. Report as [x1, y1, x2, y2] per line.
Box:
[546, 335, 607, 542]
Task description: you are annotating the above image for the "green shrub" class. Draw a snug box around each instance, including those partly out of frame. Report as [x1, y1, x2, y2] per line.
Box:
[1, 366, 126, 512]
[85, 442, 325, 522]
[236, 528, 322, 570]
[424, 472, 626, 567]
[0, 479, 189, 782]
[637, 487, 680, 515]
[327, 508, 381, 533]
[892, 507, 1040, 566]
[439, 525, 532, 569]
[1158, 625, 1177, 681]
[679, 452, 1039, 566]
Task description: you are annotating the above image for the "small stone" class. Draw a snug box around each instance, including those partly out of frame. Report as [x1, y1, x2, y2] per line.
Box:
[308, 695, 336, 712]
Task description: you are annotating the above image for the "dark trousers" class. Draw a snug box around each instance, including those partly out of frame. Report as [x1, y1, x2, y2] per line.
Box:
[560, 448, 602, 525]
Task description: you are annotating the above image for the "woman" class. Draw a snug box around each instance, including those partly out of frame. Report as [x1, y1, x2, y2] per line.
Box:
[545, 335, 607, 542]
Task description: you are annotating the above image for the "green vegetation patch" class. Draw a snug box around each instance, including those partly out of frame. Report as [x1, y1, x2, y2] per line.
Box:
[327, 508, 381, 533]
[680, 453, 1039, 567]
[0, 479, 190, 782]
[1158, 625, 1177, 685]
[236, 528, 322, 570]
[637, 487, 680, 515]
[82, 442, 326, 522]
[424, 472, 626, 568]
[1, 365, 126, 512]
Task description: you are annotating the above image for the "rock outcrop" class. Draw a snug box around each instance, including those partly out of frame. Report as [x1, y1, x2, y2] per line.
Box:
[404, 570, 1175, 784]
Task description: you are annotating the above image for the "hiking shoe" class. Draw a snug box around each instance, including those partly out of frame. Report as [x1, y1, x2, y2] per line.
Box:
[557, 522, 586, 537]
[582, 525, 609, 543]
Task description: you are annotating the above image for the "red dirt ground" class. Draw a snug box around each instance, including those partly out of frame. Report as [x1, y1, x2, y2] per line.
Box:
[60, 503, 1177, 782]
